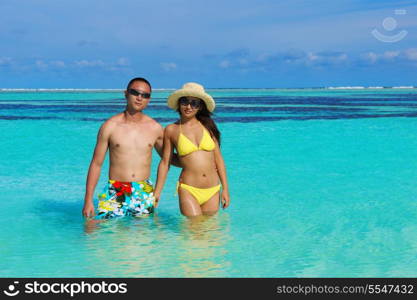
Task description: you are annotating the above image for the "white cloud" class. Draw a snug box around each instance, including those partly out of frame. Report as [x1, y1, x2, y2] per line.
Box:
[0, 57, 12, 66]
[77, 58, 131, 71]
[405, 48, 417, 61]
[35, 60, 48, 70]
[22, 58, 133, 72]
[219, 47, 417, 70]
[50, 60, 66, 68]
[255, 53, 271, 63]
[360, 49, 417, 64]
[75, 60, 105, 67]
[324, 53, 347, 63]
[34, 59, 65, 70]
[303, 52, 348, 66]
[219, 60, 231, 68]
[222, 49, 349, 69]
[361, 52, 378, 64]
[383, 51, 400, 59]
[238, 58, 248, 65]
[160, 62, 177, 71]
[307, 52, 319, 62]
[116, 57, 129, 66]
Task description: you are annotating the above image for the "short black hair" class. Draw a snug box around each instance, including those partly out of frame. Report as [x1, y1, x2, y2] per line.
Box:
[126, 77, 152, 91]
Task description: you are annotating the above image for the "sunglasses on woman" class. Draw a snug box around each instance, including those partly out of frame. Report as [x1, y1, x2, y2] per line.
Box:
[128, 89, 151, 99]
[179, 98, 201, 109]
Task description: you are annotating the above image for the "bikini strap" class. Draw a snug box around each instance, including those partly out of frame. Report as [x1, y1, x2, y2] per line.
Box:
[200, 122, 211, 137]
[198, 121, 207, 133]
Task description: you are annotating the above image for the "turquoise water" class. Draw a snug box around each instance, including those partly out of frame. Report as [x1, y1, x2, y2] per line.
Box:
[2, 88, 417, 277]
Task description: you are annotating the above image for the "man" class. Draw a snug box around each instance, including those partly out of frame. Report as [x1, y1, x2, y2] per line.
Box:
[82, 77, 169, 219]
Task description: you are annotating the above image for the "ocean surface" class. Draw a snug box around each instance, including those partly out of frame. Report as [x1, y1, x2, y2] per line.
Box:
[2, 87, 417, 277]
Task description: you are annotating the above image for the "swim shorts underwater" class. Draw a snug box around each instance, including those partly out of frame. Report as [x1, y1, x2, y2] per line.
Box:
[96, 179, 155, 219]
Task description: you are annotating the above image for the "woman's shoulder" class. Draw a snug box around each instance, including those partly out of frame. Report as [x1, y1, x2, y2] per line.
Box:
[164, 122, 180, 135]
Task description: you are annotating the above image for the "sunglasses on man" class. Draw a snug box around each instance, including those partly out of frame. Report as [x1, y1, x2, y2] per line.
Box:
[179, 98, 201, 109]
[128, 89, 151, 99]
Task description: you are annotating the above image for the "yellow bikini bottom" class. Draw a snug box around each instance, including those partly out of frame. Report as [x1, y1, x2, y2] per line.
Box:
[176, 182, 221, 205]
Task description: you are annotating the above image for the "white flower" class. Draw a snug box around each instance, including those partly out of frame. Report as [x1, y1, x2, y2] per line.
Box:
[134, 203, 151, 215]
[114, 208, 124, 216]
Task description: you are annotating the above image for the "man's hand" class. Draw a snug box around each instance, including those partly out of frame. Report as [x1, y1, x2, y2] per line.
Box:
[82, 201, 95, 218]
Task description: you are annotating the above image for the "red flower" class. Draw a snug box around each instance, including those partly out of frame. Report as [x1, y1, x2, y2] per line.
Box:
[113, 181, 122, 189]
[120, 183, 132, 194]
[112, 181, 132, 195]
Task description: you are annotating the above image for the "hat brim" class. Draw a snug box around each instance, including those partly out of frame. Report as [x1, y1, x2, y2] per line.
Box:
[167, 89, 215, 112]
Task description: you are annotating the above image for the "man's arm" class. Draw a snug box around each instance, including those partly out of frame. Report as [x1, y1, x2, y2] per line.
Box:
[82, 122, 111, 218]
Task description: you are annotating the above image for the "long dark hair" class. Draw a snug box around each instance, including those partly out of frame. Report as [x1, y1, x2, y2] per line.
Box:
[178, 97, 221, 146]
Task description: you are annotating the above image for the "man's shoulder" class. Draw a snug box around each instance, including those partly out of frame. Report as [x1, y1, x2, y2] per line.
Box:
[100, 113, 123, 131]
[142, 114, 163, 130]
[108, 113, 124, 122]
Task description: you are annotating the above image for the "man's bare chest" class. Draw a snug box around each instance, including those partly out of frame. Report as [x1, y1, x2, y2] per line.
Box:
[109, 126, 156, 153]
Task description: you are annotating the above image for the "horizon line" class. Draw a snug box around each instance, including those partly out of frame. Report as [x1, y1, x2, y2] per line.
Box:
[0, 86, 416, 91]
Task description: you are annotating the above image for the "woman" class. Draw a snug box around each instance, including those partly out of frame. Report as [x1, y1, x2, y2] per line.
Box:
[154, 82, 230, 217]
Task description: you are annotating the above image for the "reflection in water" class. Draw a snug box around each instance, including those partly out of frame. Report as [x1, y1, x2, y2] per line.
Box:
[83, 212, 231, 277]
[83, 219, 104, 234]
[177, 213, 231, 277]
[83, 214, 172, 277]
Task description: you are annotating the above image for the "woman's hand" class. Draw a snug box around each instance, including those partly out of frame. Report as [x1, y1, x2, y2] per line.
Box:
[154, 192, 161, 208]
[221, 189, 230, 209]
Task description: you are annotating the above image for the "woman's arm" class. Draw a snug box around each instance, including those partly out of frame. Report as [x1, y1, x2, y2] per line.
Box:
[154, 125, 175, 207]
[154, 126, 181, 168]
[213, 140, 230, 209]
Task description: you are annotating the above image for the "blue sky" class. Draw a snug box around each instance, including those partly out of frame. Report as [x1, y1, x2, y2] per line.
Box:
[1, 0, 416, 88]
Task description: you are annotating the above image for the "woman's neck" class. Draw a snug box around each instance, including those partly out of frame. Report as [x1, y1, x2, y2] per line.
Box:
[180, 116, 199, 125]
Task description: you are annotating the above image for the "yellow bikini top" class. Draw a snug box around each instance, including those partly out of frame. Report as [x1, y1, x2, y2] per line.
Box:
[177, 122, 215, 156]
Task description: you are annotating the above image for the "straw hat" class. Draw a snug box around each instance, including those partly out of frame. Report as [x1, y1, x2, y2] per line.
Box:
[167, 82, 215, 112]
